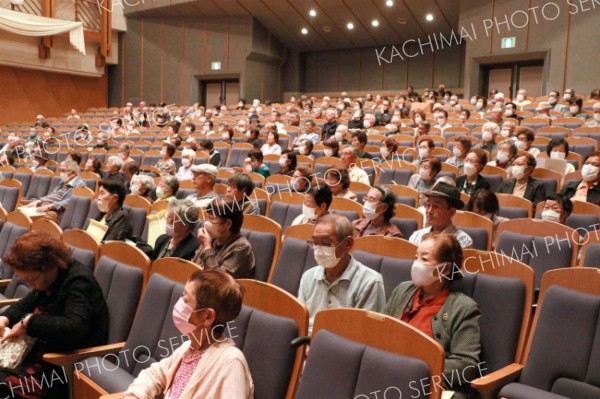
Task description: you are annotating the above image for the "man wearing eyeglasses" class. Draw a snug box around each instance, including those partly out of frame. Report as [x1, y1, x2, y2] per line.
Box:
[298, 214, 385, 330]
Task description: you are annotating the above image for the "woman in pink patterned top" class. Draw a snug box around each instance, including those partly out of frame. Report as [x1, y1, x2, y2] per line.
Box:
[122, 270, 253, 399]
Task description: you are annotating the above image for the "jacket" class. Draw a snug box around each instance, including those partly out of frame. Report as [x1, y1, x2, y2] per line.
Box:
[3, 260, 109, 354]
[497, 176, 547, 206]
[560, 179, 600, 205]
[455, 175, 491, 196]
[153, 233, 200, 261]
[97, 206, 133, 242]
[384, 282, 481, 398]
[124, 339, 253, 399]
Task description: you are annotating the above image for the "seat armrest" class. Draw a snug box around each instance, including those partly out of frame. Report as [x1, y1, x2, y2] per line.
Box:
[470, 363, 524, 399]
[0, 298, 20, 307]
[43, 342, 126, 366]
[0, 279, 12, 288]
[100, 393, 125, 399]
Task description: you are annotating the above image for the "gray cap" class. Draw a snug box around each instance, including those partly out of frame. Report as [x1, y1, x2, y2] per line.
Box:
[191, 163, 217, 178]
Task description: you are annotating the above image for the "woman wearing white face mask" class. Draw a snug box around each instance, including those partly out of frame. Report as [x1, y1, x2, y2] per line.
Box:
[487, 139, 517, 170]
[291, 185, 332, 226]
[122, 269, 254, 399]
[379, 137, 398, 163]
[277, 150, 297, 176]
[153, 199, 200, 261]
[94, 179, 133, 242]
[497, 153, 547, 206]
[446, 137, 472, 170]
[473, 122, 499, 154]
[352, 187, 402, 238]
[349, 109, 365, 130]
[539, 193, 572, 225]
[384, 234, 481, 397]
[177, 148, 197, 181]
[515, 127, 540, 158]
[414, 137, 435, 167]
[560, 151, 600, 204]
[545, 138, 575, 181]
[456, 150, 491, 196]
[585, 102, 600, 127]
[409, 157, 442, 206]
[564, 98, 588, 121]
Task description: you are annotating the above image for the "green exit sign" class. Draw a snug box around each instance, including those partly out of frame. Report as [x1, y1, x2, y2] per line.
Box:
[502, 37, 516, 49]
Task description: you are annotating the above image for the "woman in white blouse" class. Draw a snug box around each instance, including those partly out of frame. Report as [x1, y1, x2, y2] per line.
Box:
[261, 131, 282, 155]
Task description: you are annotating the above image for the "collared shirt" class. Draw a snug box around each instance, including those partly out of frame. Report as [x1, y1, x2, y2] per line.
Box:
[350, 166, 371, 185]
[409, 224, 473, 249]
[40, 175, 86, 212]
[298, 256, 385, 328]
[572, 180, 599, 202]
[192, 233, 255, 279]
[351, 218, 403, 238]
[298, 132, 320, 145]
[176, 166, 193, 181]
[401, 287, 450, 339]
[186, 190, 218, 208]
[167, 348, 205, 399]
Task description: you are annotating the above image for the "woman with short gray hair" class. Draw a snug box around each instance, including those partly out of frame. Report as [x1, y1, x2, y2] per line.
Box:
[130, 174, 156, 203]
[152, 199, 200, 261]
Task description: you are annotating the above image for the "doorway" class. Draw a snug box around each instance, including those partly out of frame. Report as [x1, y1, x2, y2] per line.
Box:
[482, 60, 544, 99]
[200, 79, 240, 107]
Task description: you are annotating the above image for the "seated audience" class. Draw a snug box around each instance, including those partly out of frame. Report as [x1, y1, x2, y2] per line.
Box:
[352, 131, 373, 159]
[474, 122, 499, 154]
[261, 130, 282, 155]
[278, 149, 297, 177]
[546, 138, 576, 175]
[103, 155, 128, 186]
[200, 140, 221, 167]
[157, 142, 177, 176]
[177, 148, 196, 181]
[585, 102, 600, 127]
[466, 189, 508, 245]
[352, 186, 402, 238]
[0, 231, 109, 399]
[446, 136, 472, 170]
[118, 143, 136, 164]
[123, 161, 139, 183]
[155, 175, 179, 203]
[298, 214, 385, 328]
[246, 128, 263, 149]
[153, 199, 200, 261]
[192, 198, 255, 279]
[95, 178, 133, 242]
[325, 167, 357, 201]
[187, 164, 219, 208]
[560, 151, 600, 204]
[540, 193, 572, 224]
[384, 233, 480, 397]
[122, 270, 253, 399]
[292, 184, 332, 226]
[297, 139, 314, 159]
[341, 147, 370, 185]
[379, 137, 398, 163]
[130, 174, 155, 203]
[488, 139, 517, 171]
[415, 137, 435, 167]
[84, 157, 103, 176]
[409, 157, 442, 206]
[409, 182, 473, 248]
[564, 98, 588, 120]
[226, 173, 260, 215]
[515, 127, 540, 157]
[497, 153, 546, 206]
[455, 149, 491, 196]
[323, 139, 340, 158]
[245, 149, 271, 178]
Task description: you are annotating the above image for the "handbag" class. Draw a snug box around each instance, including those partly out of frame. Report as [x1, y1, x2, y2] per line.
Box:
[0, 327, 37, 369]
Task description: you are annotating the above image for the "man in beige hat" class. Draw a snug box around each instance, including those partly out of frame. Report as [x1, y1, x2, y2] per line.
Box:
[535, 102, 554, 120]
[187, 164, 219, 208]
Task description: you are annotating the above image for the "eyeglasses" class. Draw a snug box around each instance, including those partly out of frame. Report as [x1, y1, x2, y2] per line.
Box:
[307, 238, 347, 249]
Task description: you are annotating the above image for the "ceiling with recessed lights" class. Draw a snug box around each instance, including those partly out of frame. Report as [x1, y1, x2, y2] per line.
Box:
[124, 0, 459, 52]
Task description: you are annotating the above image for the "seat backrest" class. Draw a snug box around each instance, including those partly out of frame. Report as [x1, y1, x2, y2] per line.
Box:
[123, 206, 148, 239]
[12, 172, 32, 195]
[390, 217, 418, 239]
[377, 168, 414, 186]
[240, 229, 276, 282]
[0, 216, 31, 278]
[59, 195, 92, 230]
[0, 185, 20, 212]
[270, 237, 317, 295]
[226, 147, 252, 167]
[94, 256, 144, 343]
[24, 173, 53, 199]
[3, 276, 31, 300]
[480, 173, 504, 193]
[267, 202, 302, 231]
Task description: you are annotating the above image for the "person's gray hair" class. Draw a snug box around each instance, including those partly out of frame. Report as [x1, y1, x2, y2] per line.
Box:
[61, 160, 80, 175]
[108, 155, 124, 169]
[317, 214, 353, 243]
[135, 174, 155, 189]
[499, 139, 518, 157]
[163, 175, 179, 193]
[168, 199, 198, 228]
[483, 121, 500, 134]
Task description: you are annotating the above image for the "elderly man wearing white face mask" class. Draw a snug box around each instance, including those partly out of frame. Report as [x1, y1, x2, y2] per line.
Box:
[298, 214, 385, 329]
[384, 233, 480, 398]
[474, 122, 499, 154]
[540, 193, 572, 225]
[585, 102, 600, 127]
[352, 186, 402, 238]
[177, 148, 196, 181]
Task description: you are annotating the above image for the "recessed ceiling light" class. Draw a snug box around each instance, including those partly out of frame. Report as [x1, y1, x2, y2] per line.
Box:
[322, 25, 332, 32]
[309, 9, 317, 17]
[371, 19, 379, 27]
[386, 0, 394, 6]
[397, 17, 407, 24]
[301, 28, 308, 35]
[426, 14, 434, 21]
[347, 22, 354, 30]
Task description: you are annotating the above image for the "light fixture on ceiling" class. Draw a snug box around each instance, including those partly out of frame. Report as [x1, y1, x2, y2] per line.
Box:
[386, 0, 394, 6]
[426, 14, 434, 21]
[301, 28, 308, 35]
[371, 19, 380, 27]
[309, 9, 317, 17]
[397, 17, 407, 24]
[347, 22, 354, 30]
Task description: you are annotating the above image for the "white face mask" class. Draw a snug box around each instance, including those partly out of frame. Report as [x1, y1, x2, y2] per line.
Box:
[476, 103, 484, 110]
[482, 131, 493, 141]
[335, 132, 344, 142]
[32, 160, 39, 168]
[363, 120, 372, 129]
[299, 146, 306, 155]
[156, 186, 168, 199]
[419, 168, 430, 179]
[550, 151, 566, 160]
[497, 151, 510, 163]
[548, 97, 557, 105]
[452, 147, 462, 157]
[516, 140, 527, 150]
[437, 118, 446, 125]
[411, 260, 440, 287]
[564, 94, 572, 101]
[512, 165, 526, 180]
[595, 113, 600, 121]
[418, 148, 429, 159]
[516, 94, 525, 102]
[313, 242, 344, 269]
[322, 148, 333, 158]
[182, 158, 192, 167]
[302, 204, 317, 220]
[362, 202, 381, 219]
[500, 129, 510, 138]
[414, 117, 423, 124]
[60, 172, 70, 183]
[570, 106, 579, 115]
[222, 133, 230, 140]
[582, 164, 600, 181]
[541, 209, 561, 223]
[470, 99, 477, 105]
[464, 162, 478, 177]
[504, 110, 513, 118]
[278, 157, 287, 166]
[380, 147, 389, 157]
[460, 115, 467, 122]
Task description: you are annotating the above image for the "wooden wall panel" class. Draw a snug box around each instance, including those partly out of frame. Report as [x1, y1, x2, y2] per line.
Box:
[0, 66, 107, 125]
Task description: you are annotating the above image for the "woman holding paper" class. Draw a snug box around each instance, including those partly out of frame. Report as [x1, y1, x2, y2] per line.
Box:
[0, 231, 109, 398]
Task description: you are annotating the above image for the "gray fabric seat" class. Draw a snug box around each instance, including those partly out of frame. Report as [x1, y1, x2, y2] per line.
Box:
[0, 277, 31, 302]
[270, 237, 317, 295]
[0, 221, 29, 280]
[499, 206, 529, 219]
[80, 273, 184, 393]
[0, 186, 20, 212]
[582, 243, 600, 267]
[329, 209, 359, 222]
[12, 173, 31, 195]
[480, 174, 504, 193]
[226, 148, 251, 168]
[94, 255, 144, 343]
[24, 174, 53, 199]
[175, 188, 197, 200]
[352, 250, 412, 301]
[68, 245, 96, 271]
[265, 183, 292, 196]
[264, 160, 281, 175]
[377, 168, 413, 186]
[268, 202, 302, 232]
[123, 206, 147, 239]
[498, 286, 600, 399]
[141, 154, 160, 166]
[496, 231, 573, 287]
[566, 214, 598, 232]
[59, 195, 93, 230]
[228, 305, 298, 399]
[461, 227, 489, 250]
[390, 217, 418, 239]
[295, 329, 431, 399]
[240, 228, 276, 282]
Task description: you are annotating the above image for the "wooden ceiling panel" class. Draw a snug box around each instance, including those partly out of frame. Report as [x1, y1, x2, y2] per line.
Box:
[315, 0, 377, 48]
[291, 0, 354, 50]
